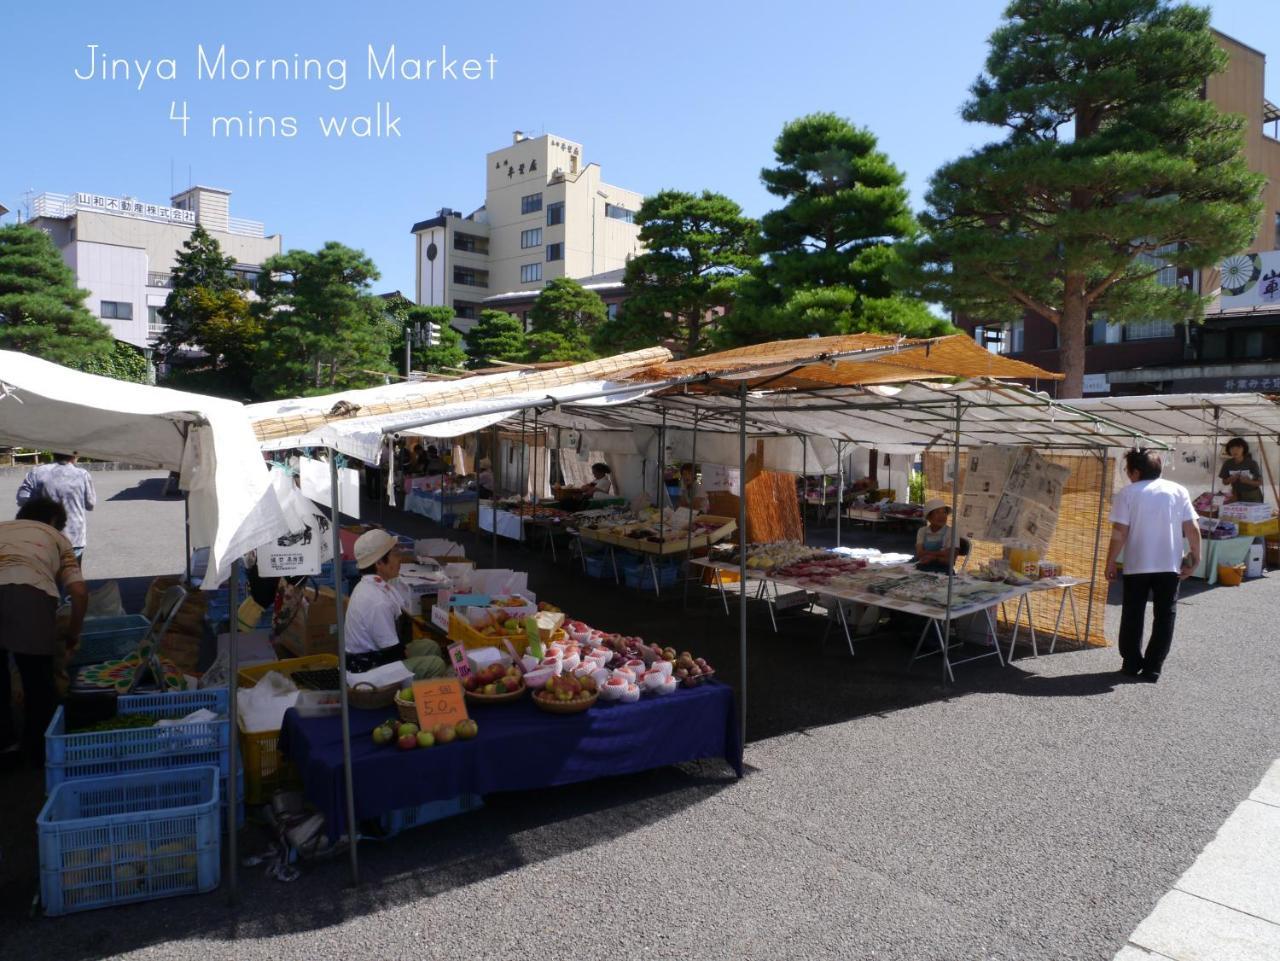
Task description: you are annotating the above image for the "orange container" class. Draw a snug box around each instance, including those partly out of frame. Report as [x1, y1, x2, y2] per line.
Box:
[1217, 564, 1244, 587]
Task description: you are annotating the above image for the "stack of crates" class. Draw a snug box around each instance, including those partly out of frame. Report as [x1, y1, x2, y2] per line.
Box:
[45, 688, 242, 832]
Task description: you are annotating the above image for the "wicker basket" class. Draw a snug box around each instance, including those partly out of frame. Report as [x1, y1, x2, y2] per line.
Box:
[464, 685, 526, 705]
[349, 681, 399, 711]
[395, 697, 418, 723]
[531, 690, 598, 714]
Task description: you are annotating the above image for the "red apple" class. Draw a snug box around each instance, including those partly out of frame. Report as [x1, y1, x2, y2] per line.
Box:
[397, 734, 417, 750]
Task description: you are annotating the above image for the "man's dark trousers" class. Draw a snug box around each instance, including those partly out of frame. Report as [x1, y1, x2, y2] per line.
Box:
[1119, 572, 1180, 676]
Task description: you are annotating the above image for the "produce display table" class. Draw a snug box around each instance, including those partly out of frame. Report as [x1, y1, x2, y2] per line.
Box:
[479, 505, 526, 541]
[405, 489, 478, 527]
[280, 682, 742, 839]
[1193, 535, 1258, 584]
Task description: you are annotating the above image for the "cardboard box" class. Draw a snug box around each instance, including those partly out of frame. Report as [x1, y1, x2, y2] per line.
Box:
[277, 586, 339, 657]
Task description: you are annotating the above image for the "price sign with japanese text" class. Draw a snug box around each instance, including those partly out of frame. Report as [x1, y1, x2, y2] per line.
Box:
[447, 643, 470, 679]
[412, 677, 469, 731]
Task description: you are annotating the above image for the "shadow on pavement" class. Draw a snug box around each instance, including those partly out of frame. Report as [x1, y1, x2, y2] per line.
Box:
[106, 477, 176, 502]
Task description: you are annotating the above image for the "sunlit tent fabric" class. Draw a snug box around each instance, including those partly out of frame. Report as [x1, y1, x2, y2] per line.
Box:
[0, 350, 287, 589]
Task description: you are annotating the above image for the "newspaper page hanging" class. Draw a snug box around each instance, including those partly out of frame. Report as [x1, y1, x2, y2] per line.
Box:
[960, 445, 1069, 551]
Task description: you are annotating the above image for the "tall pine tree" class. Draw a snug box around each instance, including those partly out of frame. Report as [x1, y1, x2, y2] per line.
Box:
[720, 113, 945, 347]
[908, 0, 1263, 397]
[0, 224, 114, 367]
[155, 225, 247, 364]
[464, 309, 527, 368]
[526, 278, 605, 362]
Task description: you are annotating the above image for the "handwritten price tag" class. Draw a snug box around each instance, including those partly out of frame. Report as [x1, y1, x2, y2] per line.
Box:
[412, 677, 469, 731]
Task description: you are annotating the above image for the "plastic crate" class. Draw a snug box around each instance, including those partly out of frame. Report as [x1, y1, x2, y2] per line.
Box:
[378, 794, 483, 838]
[624, 562, 680, 591]
[1237, 518, 1279, 537]
[237, 655, 338, 804]
[68, 615, 151, 668]
[38, 766, 220, 916]
[583, 554, 612, 579]
[45, 689, 230, 795]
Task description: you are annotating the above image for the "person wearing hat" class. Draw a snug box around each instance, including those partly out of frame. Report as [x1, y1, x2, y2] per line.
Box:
[345, 529, 413, 674]
[915, 498, 957, 573]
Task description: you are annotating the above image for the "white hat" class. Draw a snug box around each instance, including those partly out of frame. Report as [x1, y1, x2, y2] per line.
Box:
[354, 529, 398, 569]
[922, 498, 952, 516]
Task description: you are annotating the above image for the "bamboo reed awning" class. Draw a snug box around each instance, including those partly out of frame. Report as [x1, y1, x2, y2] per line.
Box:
[249, 346, 672, 444]
[625, 334, 1061, 393]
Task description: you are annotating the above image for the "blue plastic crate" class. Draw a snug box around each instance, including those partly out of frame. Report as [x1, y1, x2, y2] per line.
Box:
[583, 554, 611, 579]
[624, 562, 680, 591]
[45, 689, 231, 794]
[38, 766, 221, 916]
[378, 794, 483, 838]
[69, 615, 151, 668]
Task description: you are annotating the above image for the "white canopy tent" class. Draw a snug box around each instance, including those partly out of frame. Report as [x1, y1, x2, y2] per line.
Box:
[0, 350, 288, 589]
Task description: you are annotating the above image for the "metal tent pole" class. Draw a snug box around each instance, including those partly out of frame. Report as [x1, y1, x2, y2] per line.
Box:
[941, 397, 962, 682]
[737, 384, 748, 745]
[184, 495, 192, 583]
[683, 411, 701, 609]
[801, 436, 808, 543]
[226, 558, 241, 904]
[1082, 448, 1109, 647]
[330, 452, 359, 885]
[491, 423, 499, 566]
[835, 441, 844, 549]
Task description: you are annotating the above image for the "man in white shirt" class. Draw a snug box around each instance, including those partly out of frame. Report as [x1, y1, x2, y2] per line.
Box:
[1104, 449, 1201, 683]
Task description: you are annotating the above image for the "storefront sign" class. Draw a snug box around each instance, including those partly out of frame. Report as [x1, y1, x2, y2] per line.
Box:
[258, 511, 333, 576]
[75, 192, 196, 224]
[447, 642, 470, 679]
[412, 677, 469, 731]
[1219, 250, 1280, 310]
[1082, 373, 1110, 394]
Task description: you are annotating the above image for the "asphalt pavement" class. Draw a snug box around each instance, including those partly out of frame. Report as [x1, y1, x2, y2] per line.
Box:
[2, 471, 1278, 960]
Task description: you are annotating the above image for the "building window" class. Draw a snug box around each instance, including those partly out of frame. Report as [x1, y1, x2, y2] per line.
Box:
[547, 202, 564, 226]
[521, 228, 542, 249]
[147, 306, 166, 339]
[454, 232, 486, 253]
[607, 302, 620, 321]
[1123, 319, 1176, 341]
[975, 319, 1022, 355]
[521, 263, 542, 284]
[604, 203, 635, 223]
[546, 242, 563, 262]
[100, 300, 133, 320]
[453, 301, 478, 320]
[521, 193, 543, 215]
[453, 267, 487, 288]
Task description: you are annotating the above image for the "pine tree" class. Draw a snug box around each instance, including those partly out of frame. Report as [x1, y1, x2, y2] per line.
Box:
[908, 0, 1264, 397]
[720, 113, 946, 347]
[464, 310, 527, 368]
[252, 243, 396, 397]
[155, 225, 245, 363]
[0, 224, 114, 366]
[526, 278, 605, 362]
[594, 190, 756, 357]
[406, 305, 467, 372]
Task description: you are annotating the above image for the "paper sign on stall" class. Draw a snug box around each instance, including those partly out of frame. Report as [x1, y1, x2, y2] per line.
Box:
[447, 643, 470, 679]
[412, 678, 469, 730]
[258, 511, 333, 576]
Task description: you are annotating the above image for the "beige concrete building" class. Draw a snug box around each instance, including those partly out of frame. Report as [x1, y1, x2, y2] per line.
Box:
[25, 186, 281, 349]
[412, 131, 643, 332]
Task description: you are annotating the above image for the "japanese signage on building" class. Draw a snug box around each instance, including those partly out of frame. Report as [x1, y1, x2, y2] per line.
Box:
[74, 192, 197, 225]
[1219, 250, 1280, 310]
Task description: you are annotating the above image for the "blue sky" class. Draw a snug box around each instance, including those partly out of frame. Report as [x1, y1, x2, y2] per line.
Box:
[1, 1, 1276, 295]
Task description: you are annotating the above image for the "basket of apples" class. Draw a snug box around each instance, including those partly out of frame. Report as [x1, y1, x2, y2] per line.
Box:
[532, 672, 598, 714]
[462, 663, 527, 703]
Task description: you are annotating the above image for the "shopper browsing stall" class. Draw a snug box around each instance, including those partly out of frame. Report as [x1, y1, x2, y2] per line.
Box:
[915, 498, 957, 573]
[1219, 437, 1264, 503]
[344, 529, 412, 674]
[0, 497, 88, 767]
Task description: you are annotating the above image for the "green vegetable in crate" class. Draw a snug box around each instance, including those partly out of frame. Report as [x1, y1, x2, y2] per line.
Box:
[405, 637, 442, 659]
[404, 654, 447, 679]
[69, 715, 159, 734]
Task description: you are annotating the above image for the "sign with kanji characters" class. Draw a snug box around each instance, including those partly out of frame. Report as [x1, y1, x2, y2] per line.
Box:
[412, 677, 469, 731]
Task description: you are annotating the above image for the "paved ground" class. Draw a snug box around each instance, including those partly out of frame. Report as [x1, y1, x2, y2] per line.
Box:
[2, 471, 1278, 960]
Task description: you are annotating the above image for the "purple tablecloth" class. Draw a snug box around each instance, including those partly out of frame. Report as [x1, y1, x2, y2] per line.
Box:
[280, 681, 742, 837]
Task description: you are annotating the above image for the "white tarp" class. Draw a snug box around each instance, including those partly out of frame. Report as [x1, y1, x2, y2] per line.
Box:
[0, 351, 288, 589]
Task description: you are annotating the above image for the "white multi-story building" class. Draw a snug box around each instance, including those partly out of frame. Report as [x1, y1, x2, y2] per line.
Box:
[412, 132, 643, 332]
[25, 186, 281, 349]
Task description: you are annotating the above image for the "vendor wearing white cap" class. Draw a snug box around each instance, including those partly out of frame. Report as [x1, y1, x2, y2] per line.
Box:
[915, 498, 957, 574]
[345, 529, 412, 674]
